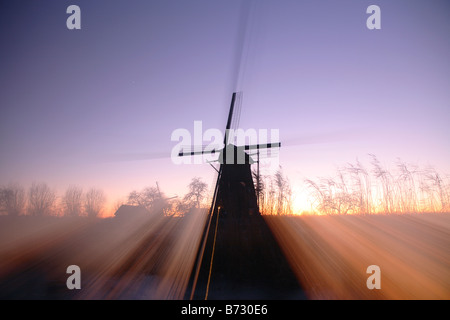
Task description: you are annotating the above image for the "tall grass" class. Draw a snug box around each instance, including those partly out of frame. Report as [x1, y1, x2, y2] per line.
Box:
[305, 155, 450, 214]
[257, 167, 293, 215]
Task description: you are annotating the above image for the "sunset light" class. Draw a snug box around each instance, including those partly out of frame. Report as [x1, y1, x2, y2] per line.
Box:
[0, 0, 449, 305]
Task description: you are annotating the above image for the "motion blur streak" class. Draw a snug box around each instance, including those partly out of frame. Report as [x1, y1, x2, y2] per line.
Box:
[265, 214, 450, 299]
[0, 209, 207, 299]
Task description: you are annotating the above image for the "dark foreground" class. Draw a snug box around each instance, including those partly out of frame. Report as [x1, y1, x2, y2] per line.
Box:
[1, 213, 448, 299]
[0, 211, 304, 300]
[186, 213, 305, 300]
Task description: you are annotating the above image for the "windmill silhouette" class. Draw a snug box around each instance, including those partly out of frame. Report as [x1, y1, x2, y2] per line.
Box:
[178, 92, 280, 218]
[179, 92, 304, 300]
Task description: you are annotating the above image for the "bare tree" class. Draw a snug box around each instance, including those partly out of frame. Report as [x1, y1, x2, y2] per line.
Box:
[174, 198, 191, 216]
[126, 185, 171, 214]
[183, 177, 208, 208]
[127, 187, 160, 209]
[127, 190, 143, 206]
[28, 182, 56, 216]
[84, 188, 106, 218]
[141, 186, 162, 209]
[62, 185, 83, 217]
[0, 183, 26, 216]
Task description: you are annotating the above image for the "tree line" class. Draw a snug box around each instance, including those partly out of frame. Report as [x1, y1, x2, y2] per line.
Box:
[0, 178, 211, 218]
[0, 183, 106, 217]
[119, 177, 209, 217]
[7, 155, 441, 218]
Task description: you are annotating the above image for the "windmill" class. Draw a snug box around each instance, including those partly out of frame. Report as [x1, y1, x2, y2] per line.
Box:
[178, 92, 280, 218]
[180, 93, 292, 300]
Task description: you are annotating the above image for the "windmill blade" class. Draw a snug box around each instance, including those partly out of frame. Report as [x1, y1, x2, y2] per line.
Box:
[178, 149, 219, 157]
[230, 0, 255, 92]
[224, 93, 237, 133]
[178, 144, 222, 157]
[241, 143, 281, 160]
[225, 0, 257, 133]
[224, 0, 256, 142]
[230, 91, 243, 131]
[239, 142, 281, 151]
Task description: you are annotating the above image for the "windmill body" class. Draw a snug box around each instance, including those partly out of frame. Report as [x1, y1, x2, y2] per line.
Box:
[216, 144, 259, 217]
[179, 92, 280, 218]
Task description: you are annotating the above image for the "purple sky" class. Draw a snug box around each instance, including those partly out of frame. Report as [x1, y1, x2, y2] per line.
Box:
[1, 0, 449, 214]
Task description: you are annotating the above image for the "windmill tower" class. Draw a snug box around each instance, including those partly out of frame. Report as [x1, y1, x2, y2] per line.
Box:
[181, 93, 297, 300]
[178, 92, 280, 218]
